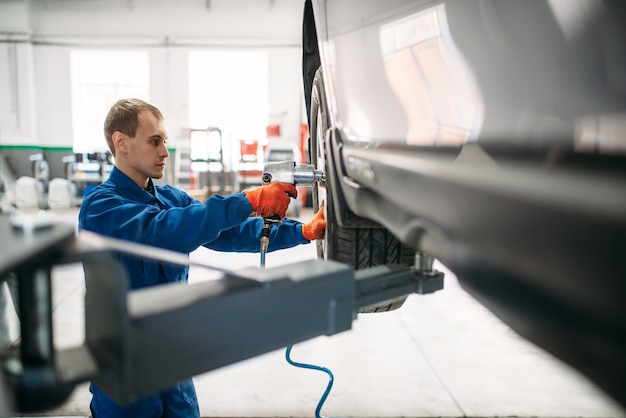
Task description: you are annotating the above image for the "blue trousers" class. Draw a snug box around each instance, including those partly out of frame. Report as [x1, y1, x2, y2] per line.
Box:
[89, 379, 200, 418]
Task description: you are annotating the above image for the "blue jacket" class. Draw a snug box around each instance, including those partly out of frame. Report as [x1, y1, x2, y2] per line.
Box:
[78, 166, 309, 418]
[78, 166, 309, 289]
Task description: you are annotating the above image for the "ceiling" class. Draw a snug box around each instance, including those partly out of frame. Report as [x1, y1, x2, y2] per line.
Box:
[1, 0, 305, 46]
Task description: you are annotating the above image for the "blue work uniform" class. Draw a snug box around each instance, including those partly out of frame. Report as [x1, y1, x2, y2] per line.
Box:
[78, 166, 309, 418]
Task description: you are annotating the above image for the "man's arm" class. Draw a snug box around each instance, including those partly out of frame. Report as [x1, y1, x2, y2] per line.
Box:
[79, 190, 254, 254]
[204, 217, 309, 253]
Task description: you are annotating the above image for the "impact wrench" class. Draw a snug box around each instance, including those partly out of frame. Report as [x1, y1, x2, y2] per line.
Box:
[259, 160, 333, 418]
[259, 160, 325, 267]
[261, 161, 325, 186]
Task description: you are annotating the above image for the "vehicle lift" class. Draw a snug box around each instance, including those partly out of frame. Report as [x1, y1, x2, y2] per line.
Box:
[0, 162, 443, 416]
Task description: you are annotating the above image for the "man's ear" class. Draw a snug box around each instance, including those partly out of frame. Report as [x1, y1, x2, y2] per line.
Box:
[112, 131, 127, 154]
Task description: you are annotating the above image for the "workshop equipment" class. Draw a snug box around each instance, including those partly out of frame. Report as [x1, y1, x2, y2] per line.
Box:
[264, 141, 306, 216]
[0, 215, 442, 415]
[184, 127, 232, 194]
[12, 154, 50, 209]
[259, 215, 281, 267]
[47, 178, 78, 209]
[285, 346, 334, 418]
[29, 153, 50, 191]
[0, 154, 16, 211]
[237, 139, 264, 190]
[258, 160, 323, 265]
[65, 152, 113, 196]
[262, 160, 324, 186]
[256, 203, 333, 418]
[14, 176, 45, 209]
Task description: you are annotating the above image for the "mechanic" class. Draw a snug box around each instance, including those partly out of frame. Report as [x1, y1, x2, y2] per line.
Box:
[78, 98, 327, 418]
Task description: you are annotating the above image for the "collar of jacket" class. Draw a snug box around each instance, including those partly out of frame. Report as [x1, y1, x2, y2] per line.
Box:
[109, 166, 162, 205]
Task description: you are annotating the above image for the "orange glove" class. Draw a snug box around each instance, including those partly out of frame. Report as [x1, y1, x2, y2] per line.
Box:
[244, 182, 298, 219]
[302, 207, 326, 240]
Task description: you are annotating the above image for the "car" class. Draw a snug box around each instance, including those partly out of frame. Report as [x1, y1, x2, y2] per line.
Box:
[301, 0, 626, 409]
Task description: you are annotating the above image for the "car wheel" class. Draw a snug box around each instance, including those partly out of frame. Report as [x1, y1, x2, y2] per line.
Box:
[309, 68, 415, 313]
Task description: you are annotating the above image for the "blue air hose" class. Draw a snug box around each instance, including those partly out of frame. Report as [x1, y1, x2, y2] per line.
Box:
[285, 345, 334, 418]
[259, 225, 334, 417]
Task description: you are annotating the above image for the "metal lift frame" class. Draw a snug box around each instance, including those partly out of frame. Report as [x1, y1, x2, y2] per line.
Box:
[0, 216, 442, 415]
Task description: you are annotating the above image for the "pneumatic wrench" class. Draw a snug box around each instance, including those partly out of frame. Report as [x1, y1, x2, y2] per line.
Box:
[261, 161, 325, 187]
[258, 161, 325, 267]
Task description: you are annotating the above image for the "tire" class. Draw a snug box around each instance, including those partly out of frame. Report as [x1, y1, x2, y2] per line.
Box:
[309, 68, 415, 313]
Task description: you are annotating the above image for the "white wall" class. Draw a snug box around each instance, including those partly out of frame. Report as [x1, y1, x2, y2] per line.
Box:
[0, 1, 29, 32]
[148, 47, 190, 148]
[0, 0, 305, 150]
[34, 45, 72, 147]
[268, 47, 304, 144]
[0, 42, 38, 146]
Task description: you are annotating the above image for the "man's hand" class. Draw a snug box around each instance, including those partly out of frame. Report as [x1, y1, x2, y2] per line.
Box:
[244, 183, 298, 219]
[302, 207, 326, 240]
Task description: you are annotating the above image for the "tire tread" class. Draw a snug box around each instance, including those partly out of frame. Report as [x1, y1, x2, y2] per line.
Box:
[310, 68, 415, 313]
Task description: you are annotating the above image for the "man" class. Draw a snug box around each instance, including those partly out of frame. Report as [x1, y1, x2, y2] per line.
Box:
[78, 98, 326, 417]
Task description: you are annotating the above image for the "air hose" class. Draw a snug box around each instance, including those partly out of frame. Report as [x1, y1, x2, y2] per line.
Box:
[285, 345, 334, 418]
[259, 218, 335, 417]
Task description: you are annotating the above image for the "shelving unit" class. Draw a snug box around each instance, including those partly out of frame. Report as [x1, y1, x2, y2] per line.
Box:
[174, 127, 234, 195]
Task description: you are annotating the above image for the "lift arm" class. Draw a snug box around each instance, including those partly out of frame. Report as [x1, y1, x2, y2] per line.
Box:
[0, 216, 442, 414]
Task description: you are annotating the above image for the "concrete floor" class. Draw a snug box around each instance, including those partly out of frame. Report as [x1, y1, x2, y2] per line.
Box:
[2, 208, 625, 417]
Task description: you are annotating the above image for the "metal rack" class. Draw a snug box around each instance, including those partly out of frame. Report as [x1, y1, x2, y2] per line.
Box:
[175, 127, 233, 195]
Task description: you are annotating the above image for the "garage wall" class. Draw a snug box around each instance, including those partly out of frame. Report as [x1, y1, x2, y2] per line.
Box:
[0, 0, 305, 178]
[0, 42, 39, 146]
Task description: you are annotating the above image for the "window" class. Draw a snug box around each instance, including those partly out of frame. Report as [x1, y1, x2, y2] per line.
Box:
[188, 51, 268, 166]
[70, 50, 150, 153]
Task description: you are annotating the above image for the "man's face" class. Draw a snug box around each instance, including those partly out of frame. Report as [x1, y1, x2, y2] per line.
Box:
[124, 110, 169, 183]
